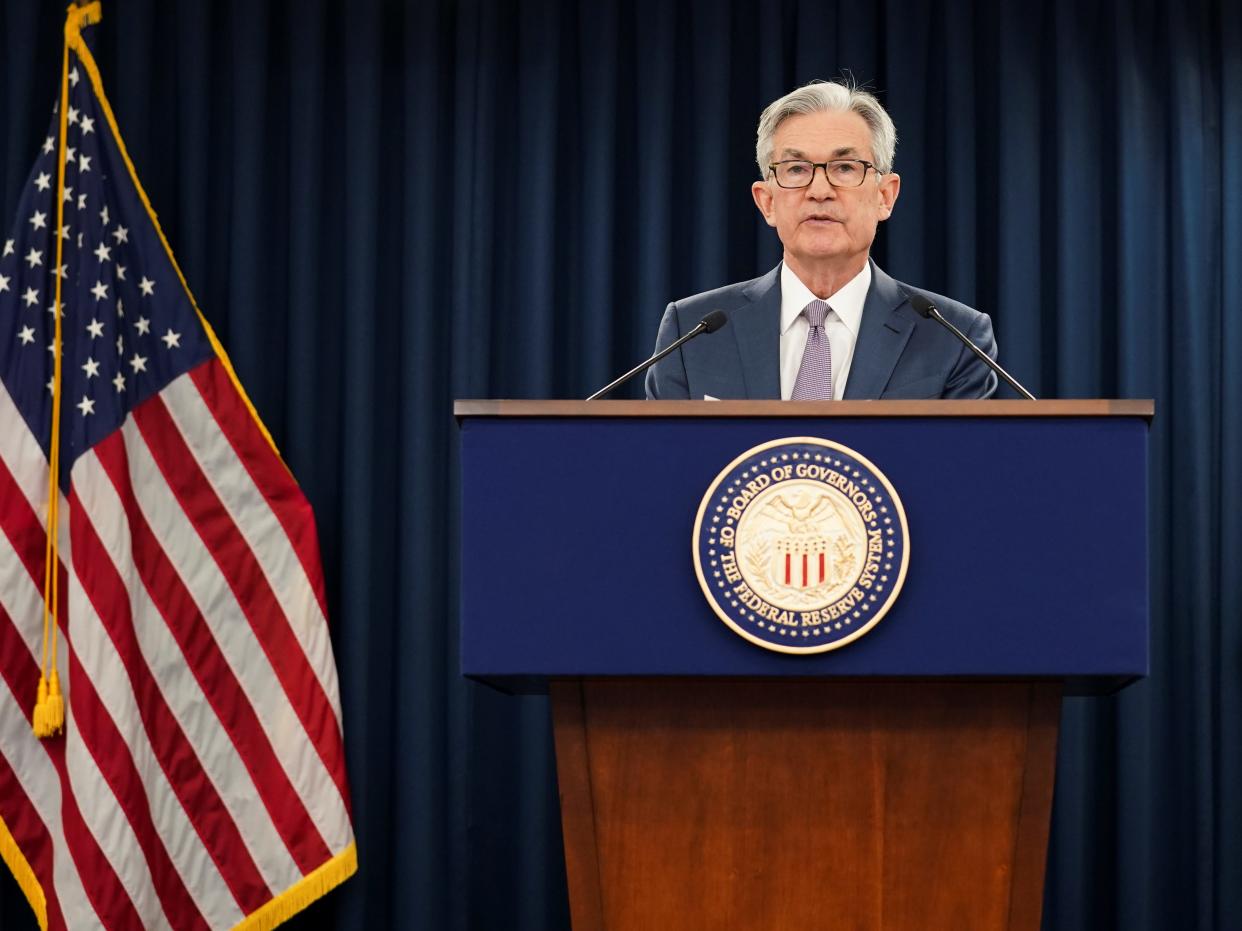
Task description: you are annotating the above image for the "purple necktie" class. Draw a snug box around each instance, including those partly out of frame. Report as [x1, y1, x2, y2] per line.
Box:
[791, 299, 833, 400]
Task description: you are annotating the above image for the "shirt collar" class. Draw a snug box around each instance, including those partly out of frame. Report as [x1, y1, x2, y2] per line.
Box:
[779, 260, 872, 336]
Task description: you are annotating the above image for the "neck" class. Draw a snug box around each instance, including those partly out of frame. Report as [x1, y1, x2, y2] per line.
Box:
[784, 253, 868, 300]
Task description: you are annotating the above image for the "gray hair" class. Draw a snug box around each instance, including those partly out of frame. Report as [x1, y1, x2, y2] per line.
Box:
[755, 80, 898, 178]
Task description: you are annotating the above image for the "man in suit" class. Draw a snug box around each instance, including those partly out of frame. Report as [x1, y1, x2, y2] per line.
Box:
[645, 80, 998, 401]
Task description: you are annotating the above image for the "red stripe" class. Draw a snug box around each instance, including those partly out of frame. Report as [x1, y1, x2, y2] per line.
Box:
[190, 360, 329, 618]
[68, 489, 274, 914]
[131, 393, 351, 814]
[57, 760, 145, 930]
[0, 750, 66, 931]
[94, 433, 333, 872]
[784, 554, 790, 585]
[802, 554, 808, 587]
[1, 431, 151, 927]
[0, 602, 136, 929]
[3, 451, 210, 926]
[819, 552, 825, 584]
[64, 645, 211, 929]
[0, 454, 54, 597]
[0, 600, 67, 931]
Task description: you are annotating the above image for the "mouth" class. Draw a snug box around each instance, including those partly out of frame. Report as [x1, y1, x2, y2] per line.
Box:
[801, 215, 842, 225]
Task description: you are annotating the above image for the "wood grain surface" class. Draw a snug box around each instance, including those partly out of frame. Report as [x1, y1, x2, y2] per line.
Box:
[551, 679, 1061, 931]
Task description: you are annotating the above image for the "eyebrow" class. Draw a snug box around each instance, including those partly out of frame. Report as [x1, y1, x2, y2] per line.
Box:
[779, 146, 862, 160]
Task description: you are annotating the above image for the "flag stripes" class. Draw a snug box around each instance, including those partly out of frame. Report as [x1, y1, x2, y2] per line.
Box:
[131, 381, 351, 818]
[2, 362, 354, 927]
[0, 9, 355, 926]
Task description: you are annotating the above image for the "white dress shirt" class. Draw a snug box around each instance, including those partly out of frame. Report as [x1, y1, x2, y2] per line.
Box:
[778, 261, 870, 400]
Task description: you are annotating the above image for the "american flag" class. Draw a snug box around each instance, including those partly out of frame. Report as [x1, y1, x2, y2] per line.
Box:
[0, 6, 355, 929]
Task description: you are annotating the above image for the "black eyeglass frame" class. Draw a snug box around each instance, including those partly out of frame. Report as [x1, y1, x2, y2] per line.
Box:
[767, 158, 882, 189]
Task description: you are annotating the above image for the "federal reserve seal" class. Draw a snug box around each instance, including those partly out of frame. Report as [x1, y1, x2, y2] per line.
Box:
[692, 437, 910, 654]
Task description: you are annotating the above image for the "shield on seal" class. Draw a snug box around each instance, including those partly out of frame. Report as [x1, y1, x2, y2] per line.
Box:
[773, 534, 830, 589]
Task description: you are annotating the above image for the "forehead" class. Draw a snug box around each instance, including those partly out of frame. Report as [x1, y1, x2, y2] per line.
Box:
[772, 109, 874, 160]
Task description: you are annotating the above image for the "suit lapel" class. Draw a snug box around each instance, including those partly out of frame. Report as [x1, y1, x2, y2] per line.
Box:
[844, 263, 916, 399]
[732, 266, 782, 399]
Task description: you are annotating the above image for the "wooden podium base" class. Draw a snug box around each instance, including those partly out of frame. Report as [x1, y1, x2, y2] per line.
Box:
[551, 679, 1060, 931]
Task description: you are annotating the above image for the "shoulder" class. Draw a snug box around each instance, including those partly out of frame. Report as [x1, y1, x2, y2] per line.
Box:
[882, 271, 990, 335]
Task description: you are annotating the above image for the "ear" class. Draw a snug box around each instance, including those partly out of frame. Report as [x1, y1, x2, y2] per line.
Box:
[752, 180, 777, 227]
[876, 172, 901, 221]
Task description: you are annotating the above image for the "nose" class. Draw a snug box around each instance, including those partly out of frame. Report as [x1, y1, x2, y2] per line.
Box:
[806, 164, 836, 199]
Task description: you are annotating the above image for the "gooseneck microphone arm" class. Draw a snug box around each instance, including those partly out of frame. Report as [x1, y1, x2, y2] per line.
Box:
[904, 293, 1037, 400]
[586, 310, 729, 401]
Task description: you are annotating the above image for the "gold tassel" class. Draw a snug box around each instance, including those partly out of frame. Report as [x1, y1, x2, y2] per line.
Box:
[31, 676, 49, 738]
[43, 670, 64, 735]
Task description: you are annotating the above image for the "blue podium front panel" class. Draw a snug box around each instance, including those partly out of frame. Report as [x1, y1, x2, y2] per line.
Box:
[458, 412, 1148, 692]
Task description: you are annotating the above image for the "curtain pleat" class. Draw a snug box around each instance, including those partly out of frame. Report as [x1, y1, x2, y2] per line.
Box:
[1, 1, 1239, 928]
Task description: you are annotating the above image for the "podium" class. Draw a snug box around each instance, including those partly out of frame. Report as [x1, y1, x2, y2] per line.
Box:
[456, 400, 1151, 931]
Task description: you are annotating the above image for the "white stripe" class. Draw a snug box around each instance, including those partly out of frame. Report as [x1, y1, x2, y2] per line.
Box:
[0, 379, 50, 514]
[0, 540, 99, 930]
[0, 680, 101, 930]
[125, 397, 352, 852]
[68, 452, 248, 928]
[162, 375, 343, 722]
[60, 671, 172, 930]
[76, 440, 304, 892]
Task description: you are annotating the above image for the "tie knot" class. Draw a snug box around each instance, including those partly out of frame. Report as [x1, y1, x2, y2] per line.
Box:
[803, 300, 830, 329]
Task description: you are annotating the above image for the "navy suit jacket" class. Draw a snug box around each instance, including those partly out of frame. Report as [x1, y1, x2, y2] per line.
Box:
[644, 262, 999, 400]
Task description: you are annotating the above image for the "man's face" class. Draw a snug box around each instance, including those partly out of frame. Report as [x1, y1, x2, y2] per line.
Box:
[751, 109, 900, 277]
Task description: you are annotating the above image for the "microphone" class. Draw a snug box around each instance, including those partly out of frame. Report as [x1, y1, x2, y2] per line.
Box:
[586, 310, 729, 401]
[904, 292, 1037, 400]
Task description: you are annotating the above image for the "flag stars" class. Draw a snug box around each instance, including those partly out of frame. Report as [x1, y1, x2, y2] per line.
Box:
[112, 371, 125, 393]
[77, 193, 87, 211]
[94, 242, 111, 263]
[29, 210, 47, 230]
[116, 334, 124, 354]
[129, 353, 148, 373]
[22, 287, 39, 307]
[82, 358, 100, 379]
[86, 318, 105, 338]
[0, 274, 8, 293]
[42, 136, 54, 155]
[65, 146, 76, 164]
[113, 226, 129, 244]
[78, 154, 91, 173]
[161, 329, 181, 349]
[139, 276, 155, 296]
[76, 395, 95, 417]
[68, 106, 79, 125]
[34, 173, 51, 192]
[62, 186, 74, 204]
[18, 325, 35, 345]
[69, 67, 80, 87]
[3, 239, 13, 257]
[116, 265, 126, 282]
[117, 297, 125, 316]
[52, 263, 68, 280]
[25, 248, 42, 268]
[80, 115, 95, 135]
[100, 205, 109, 227]
[91, 280, 109, 301]
[135, 316, 150, 335]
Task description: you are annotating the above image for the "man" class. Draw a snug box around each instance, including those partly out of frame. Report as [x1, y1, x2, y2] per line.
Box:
[645, 80, 998, 400]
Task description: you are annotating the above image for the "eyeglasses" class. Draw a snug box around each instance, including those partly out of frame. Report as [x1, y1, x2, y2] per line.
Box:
[768, 159, 880, 189]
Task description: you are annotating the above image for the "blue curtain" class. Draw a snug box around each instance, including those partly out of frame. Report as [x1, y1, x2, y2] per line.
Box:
[1, 0, 1238, 928]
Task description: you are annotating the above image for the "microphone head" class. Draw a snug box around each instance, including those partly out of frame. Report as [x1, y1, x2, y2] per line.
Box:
[906, 292, 937, 319]
[700, 310, 729, 333]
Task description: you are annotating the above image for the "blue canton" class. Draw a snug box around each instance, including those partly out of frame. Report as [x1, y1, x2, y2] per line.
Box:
[0, 53, 213, 488]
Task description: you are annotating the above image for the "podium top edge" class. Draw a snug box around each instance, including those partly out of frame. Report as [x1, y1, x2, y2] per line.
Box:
[454, 399, 1155, 420]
